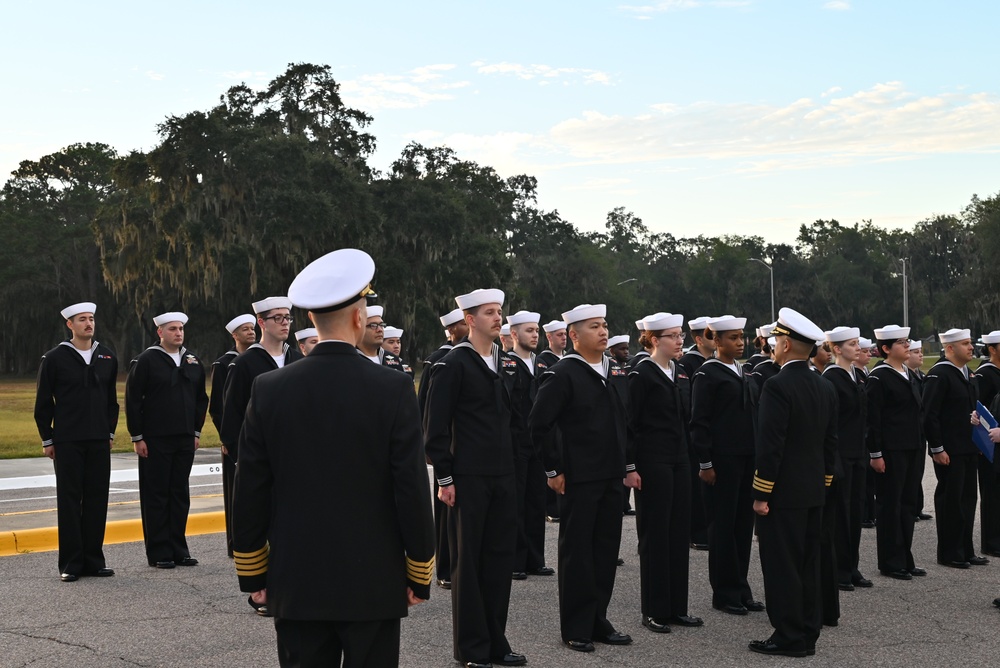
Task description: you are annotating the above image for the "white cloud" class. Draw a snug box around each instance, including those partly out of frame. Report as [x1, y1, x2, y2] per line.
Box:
[339, 64, 469, 111]
[619, 0, 751, 14]
[823, 1, 851, 10]
[145, 70, 164, 81]
[475, 62, 614, 85]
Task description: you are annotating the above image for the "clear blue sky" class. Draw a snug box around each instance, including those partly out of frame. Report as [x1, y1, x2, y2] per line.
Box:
[3, 0, 998, 241]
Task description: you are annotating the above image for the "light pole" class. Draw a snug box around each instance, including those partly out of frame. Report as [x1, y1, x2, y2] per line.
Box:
[748, 258, 775, 322]
[617, 278, 637, 286]
[900, 257, 909, 327]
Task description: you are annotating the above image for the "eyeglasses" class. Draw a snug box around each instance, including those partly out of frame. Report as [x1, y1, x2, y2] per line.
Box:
[366, 323, 385, 331]
[654, 332, 685, 340]
[264, 315, 293, 324]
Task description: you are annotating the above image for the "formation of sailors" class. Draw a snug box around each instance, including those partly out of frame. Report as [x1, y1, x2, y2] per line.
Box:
[29, 247, 1000, 667]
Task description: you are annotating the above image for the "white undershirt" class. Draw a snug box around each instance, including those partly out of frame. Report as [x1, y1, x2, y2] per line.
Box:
[365, 354, 380, 364]
[271, 354, 285, 369]
[656, 361, 674, 381]
[74, 347, 94, 365]
[482, 354, 497, 373]
[589, 361, 607, 378]
[726, 361, 741, 376]
[168, 351, 182, 366]
[516, 353, 534, 375]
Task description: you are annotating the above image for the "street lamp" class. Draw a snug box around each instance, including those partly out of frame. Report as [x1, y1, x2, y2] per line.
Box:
[617, 278, 637, 286]
[748, 258, 775, 322]
[900, 258, 909, 327]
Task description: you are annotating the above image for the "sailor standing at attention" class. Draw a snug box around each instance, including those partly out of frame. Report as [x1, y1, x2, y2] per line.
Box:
[294, 327, 319, 356]
[750, 308, 838, 658]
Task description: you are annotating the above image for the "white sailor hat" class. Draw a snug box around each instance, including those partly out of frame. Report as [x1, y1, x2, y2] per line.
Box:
[367, 305, 384, 319]
[383, 326, 403, 339]
[226, 314, 256, 333]
[939, 328, 971, 344]
[825, 326, 861, 343]
[60, 302, 96, 320]
[500, 324, 511, 336]
[858, 337, 874, 349]
[153, 312, 188, 326]
[608, 335, 630, 347]
[909, 339, 924, 350]
[507, 310, 540, 326]
[688, 316, 711, 331]
[440, 308, 465, 327]
[772, 307, 824, 344]
[251, 296, 292, 314]
[756, 322, 776, 338]
[288, 248, 376, 312]
[294, 327, 318, 341]
[982, 331, 1000, 345]
[873, 324, 910, 341]
[456, 289, 504, 310]
[635, 319, 647, 331]
[643, 312, 685, 331]
[543, 320, 567, 333]
[767, 336, 776, 347]
[562, 304, 606, 325]
[707, 315, 747, 332]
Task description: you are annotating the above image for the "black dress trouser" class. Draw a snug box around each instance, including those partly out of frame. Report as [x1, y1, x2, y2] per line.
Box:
[933, 452, 979, 564]
[819, 486, 839, 626]
[433, 479, 451, 582]
[275, 617, 401, 668]
[635, 459, 691, 619]
[874, 449, 921, 573]
[834, 457, 867, 583]
[513, 443, 547, 572]
[978, 456, 1000, 554]
[222, 450, 236, 558]
[54, 439, 111, 575]
[703, 453, 756, 608]
[138, 435, 195, 563]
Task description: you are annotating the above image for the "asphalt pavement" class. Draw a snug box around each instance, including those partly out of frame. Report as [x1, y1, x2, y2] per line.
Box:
[2, 450, 1000, 667]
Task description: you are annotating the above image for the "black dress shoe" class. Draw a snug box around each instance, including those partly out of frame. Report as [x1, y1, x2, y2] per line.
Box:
[861, 520, 876, 528]
[463, 662, 492, 668]
[595, 631, 632, 645]
[993, 597, 1000, 608]
[838, 582, 855, 591]
[941, 560, 971, 569]
[881, 569, 912, 580]
[908, 567, 926, 577]
[176, 556, 198, 566]
[743, 599, 766, 612]
[90, 567, 115, 577]
[714, 603, 748, 616]
[623, 509, 636, 516]
[511, 571, 527, 581]
[617, 557, 625, 566]
[527, 566, 554, 576]
[748, 639, 807, 657]
[493, 652, 527, 666]
[670, 615, 704, 627]
[969, 556, 989, 566]
[853, 575, 874, 587]
[642, 616, 671, 633]
[690, 542, 709, 551]
[917, 512, 932, 520]
[248, 595, 271, 617]
[59, 572, 79, 582]
[438, 579, 451, 590]
[154, 560, 175, 569]
[563, 639, 594, 652]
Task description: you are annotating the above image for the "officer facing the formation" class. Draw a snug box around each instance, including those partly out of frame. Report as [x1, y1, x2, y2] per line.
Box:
[34, 302, 119, 583]
[424, 289, 525, 668]
[506, 310, 554, 581]
[417, 307, 469, 591]
[232, 248, 435, 668]
[750, 308, 838, 658]
[294, 327, 319, 356]
[867, 325, 925, 580]
[358, 305, 408, 373]
[530, 303, 634, 653]
[923, 328, 985, 569]
[382, 326, 414, 379]
[208, 313, 256, 559]
[974, 331, 1000, 557]
[125, 312, 208, 569]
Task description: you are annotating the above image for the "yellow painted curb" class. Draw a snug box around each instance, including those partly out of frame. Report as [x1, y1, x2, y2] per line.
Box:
[0, 511, 225, 557]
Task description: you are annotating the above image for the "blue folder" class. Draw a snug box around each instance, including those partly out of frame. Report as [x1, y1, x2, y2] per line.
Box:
[973, 401, 997, 464]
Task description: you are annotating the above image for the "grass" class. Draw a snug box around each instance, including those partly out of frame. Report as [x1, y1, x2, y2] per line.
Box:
[0, 378, 220, 459]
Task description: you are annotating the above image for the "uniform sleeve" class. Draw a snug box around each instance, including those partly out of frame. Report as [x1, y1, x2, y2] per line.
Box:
[232, 380, 273, 593]
[208, 362, 227, 433]
[388, 376, 436, 601]
[33, 355, 55, 447]
[125, 356, 146, 441]
[626, 370, 646, 472]
[865, 374, 884, 458]
[416, 361, 433, 419]
[423, 361, 462, 486]
[220, 361, 250, 457]
[921, 372, 947, 455]
[689, 371, 714, 469]
[528, 369, 570, 478]
[752, 380, 791, 501]
[824, 385, 839, 487]
[107, 355, 120, 438]
[194, 361, 208, 436]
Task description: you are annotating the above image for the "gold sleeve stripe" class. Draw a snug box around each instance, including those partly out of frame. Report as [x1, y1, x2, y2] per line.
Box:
[752, 475, 774, 492]
[237, 565, 268, 577]
[407, 568, 433, 586]
[233, 544, 269, 560]
[234, 554, 268, 568]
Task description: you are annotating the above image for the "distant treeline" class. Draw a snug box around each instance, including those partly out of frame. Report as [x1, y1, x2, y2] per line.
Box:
[2, 63, 999, 374]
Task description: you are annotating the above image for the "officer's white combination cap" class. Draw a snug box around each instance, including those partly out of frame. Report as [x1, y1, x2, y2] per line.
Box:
[939, 328, 971, 344]
[643, 312, 685, 331]
[707, 315, 747, 332]
[154, 312, 188, 326]
[825, 326, 860, 343]
[562, 304, 606, 325]
[367, 305, 384, 319]
[543, 320, 567, 333]
[873, 324, 909, 341]
[772, 307, 825, 343]
[608, 335, 630, 347]
[226, 314, 256, 333]
[456, 289, 504, 310]
[288, 248, 376, 312]
[294, 327, 318, 341]
[688, 316, 711, 331]
[251, 296, 292, 314]
[507, 310, 540, 326]
[982, 331, 1000, 345]
[500, 324, 511, 336]
[61, 302, 96, 320]
[440, 308, 464, 327]
[383, 326, 403, 339]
